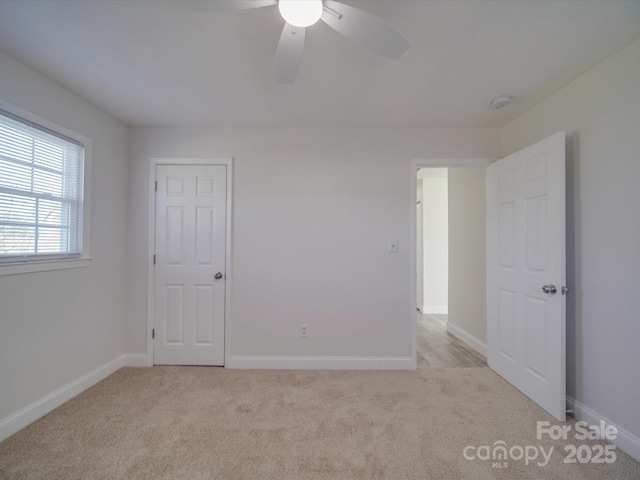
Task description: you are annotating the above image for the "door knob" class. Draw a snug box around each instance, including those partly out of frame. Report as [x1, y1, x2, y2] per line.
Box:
[214, 272, 223, 280]
[541, 284, 557, 295]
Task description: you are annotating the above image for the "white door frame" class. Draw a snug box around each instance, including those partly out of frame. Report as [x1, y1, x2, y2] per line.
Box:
[409, 158, 495, 369]
[146, 157, 233, 367]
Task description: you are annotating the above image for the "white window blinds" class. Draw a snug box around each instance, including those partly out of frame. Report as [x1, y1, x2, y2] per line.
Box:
[0, 109, 84, 262]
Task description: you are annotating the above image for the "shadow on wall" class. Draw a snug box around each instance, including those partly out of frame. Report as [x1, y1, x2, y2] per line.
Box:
[565, 130, 580, 403]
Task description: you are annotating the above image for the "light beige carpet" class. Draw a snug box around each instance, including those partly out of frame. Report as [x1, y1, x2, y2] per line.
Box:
[1, 367, 638, 479]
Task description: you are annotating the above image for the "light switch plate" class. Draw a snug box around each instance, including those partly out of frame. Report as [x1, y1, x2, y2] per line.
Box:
[388, 240, 399, 253]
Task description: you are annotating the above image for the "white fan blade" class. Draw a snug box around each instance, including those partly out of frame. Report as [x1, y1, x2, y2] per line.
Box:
[275, 23, 306, 84]
[321, 0, 410, 59]
[168, 0, 277, 13]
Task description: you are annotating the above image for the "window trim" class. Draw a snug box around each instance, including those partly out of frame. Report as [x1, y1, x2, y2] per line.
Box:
[0, 99, 92, 276]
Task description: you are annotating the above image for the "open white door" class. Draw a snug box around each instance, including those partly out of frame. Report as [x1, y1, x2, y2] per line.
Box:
[487, 132, 566, 421]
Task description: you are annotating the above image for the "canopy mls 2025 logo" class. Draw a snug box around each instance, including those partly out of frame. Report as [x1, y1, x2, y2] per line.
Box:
[463, 420, 618, 469]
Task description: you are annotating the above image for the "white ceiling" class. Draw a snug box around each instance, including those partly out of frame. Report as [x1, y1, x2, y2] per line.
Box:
[0, 0, 639, 128]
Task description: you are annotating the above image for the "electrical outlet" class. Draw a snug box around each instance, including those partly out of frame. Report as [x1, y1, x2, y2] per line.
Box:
[300, 324, 308, 337]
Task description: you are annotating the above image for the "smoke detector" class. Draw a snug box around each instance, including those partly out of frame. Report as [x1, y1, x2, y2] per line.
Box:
[490, 95, 513, 110]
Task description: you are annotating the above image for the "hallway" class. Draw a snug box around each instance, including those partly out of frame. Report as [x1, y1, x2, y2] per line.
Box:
[416, 312, 486, 368]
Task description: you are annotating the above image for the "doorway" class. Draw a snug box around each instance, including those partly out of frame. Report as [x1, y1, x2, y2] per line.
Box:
[411, 134, 567, 420]
[411, 159, 492, 369]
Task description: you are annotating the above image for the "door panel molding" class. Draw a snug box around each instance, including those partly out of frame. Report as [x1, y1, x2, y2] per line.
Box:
[146, 158, 233, 367]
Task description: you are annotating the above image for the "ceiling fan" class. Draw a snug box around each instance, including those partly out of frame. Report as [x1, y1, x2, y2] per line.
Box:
[196, 0, 411, 83]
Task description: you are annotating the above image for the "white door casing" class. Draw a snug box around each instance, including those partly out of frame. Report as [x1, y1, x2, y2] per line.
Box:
[487, 132, 566, 421]
[153, 164, 227, 365]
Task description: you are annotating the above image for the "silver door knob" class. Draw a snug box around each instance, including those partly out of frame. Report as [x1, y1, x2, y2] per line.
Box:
[541, 284, 557, 294]
[214, 272, 223, 280]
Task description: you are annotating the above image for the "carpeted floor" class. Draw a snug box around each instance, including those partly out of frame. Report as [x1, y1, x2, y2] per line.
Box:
[1, 366, 638, 479]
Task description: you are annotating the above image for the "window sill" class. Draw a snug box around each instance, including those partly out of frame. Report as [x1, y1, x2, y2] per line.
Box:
[0, 257, 92, 276]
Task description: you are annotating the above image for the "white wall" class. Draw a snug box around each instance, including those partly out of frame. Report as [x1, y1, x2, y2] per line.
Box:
[447, 167, 486, 352]
[501, 37, 640, 450]
[419, 169, 448, 313]
[0, 52, 128, 428]
[126, 128, 500, 366]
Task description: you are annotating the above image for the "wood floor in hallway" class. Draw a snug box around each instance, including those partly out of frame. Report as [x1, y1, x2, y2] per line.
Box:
[416, 312, 487, 368]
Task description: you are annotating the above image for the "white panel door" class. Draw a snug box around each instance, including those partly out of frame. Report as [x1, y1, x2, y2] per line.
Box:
[487, 132, 566, 421]
[154, 164, 226, 365]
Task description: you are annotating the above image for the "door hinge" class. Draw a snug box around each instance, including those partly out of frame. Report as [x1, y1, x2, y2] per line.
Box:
[153, 254, 156, 265]
[152, 328, 155, 339]
[155, 181, 158, 192]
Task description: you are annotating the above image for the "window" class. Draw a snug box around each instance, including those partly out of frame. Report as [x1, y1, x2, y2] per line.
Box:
[0, 109, 85, 264]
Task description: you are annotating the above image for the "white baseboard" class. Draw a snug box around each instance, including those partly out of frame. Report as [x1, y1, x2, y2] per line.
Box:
[446, 322, 487, 357]
[566, 396, 640, 462]
[422, 306, 448, 314]
[227, 355, 414, 370]
[0, 355, 129, 442]
[122, 353, 149, 367]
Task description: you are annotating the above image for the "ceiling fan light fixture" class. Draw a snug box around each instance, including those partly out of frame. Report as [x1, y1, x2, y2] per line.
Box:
[278, 0, 323, 28]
